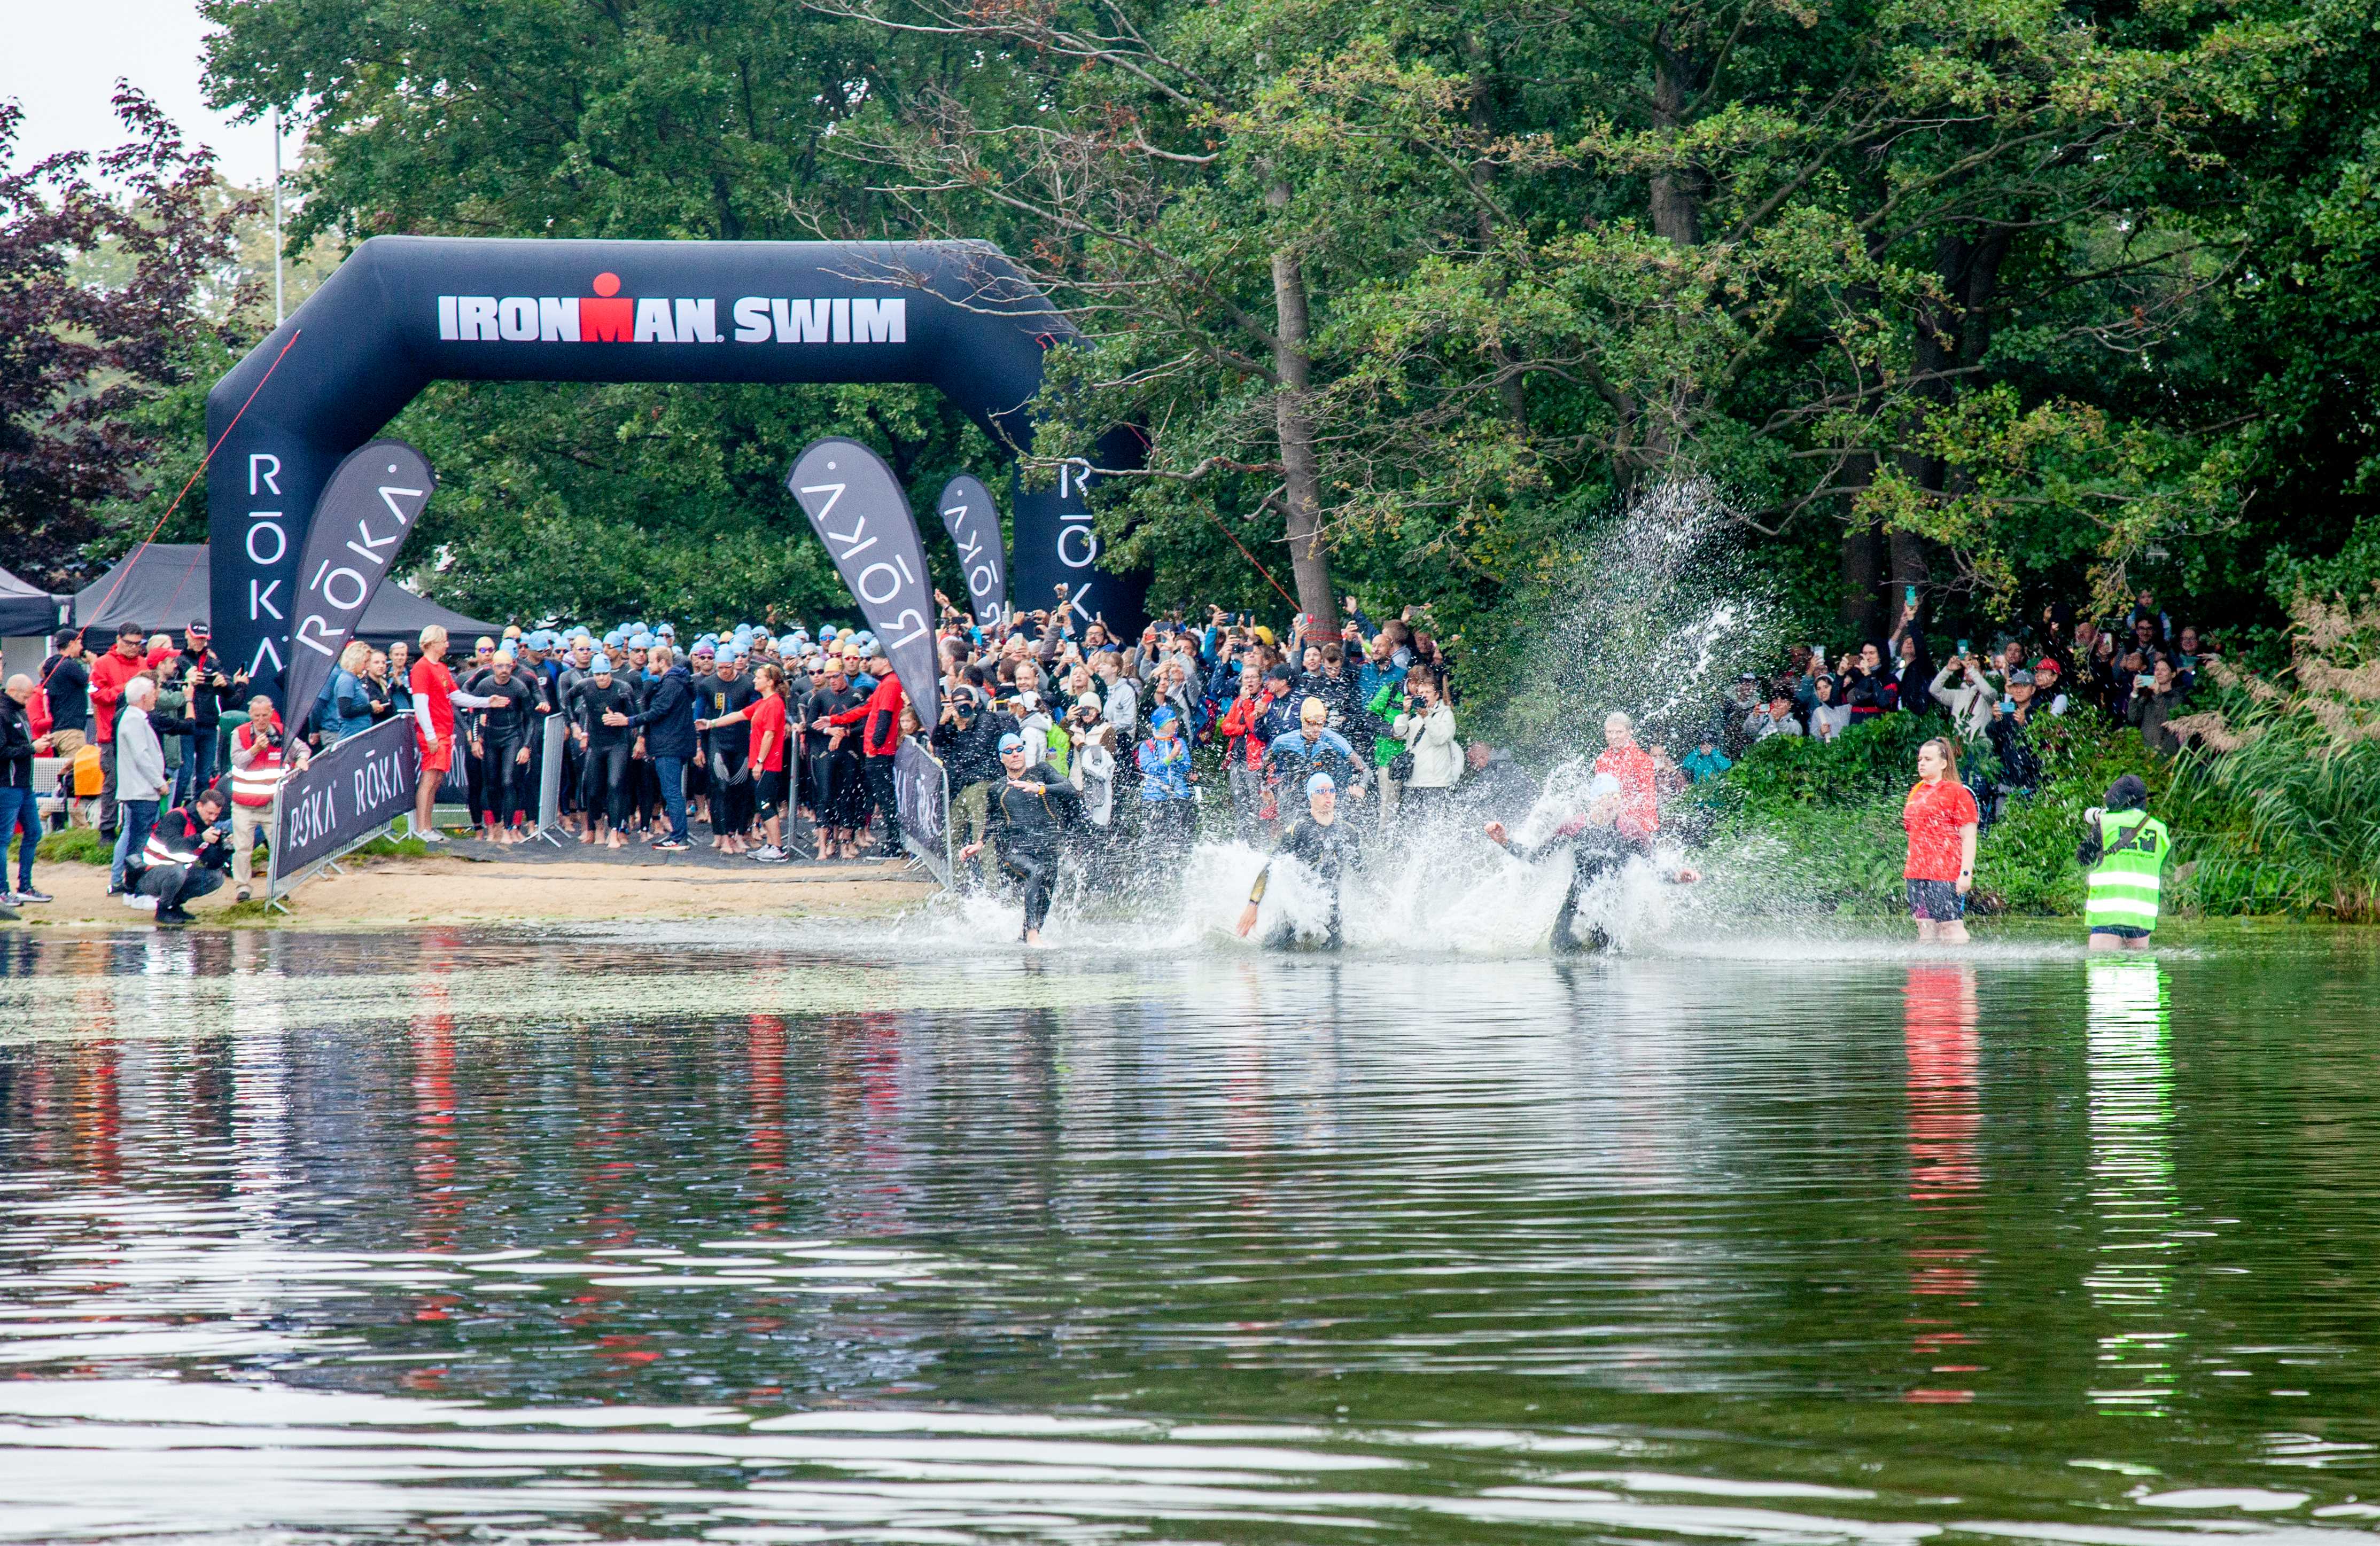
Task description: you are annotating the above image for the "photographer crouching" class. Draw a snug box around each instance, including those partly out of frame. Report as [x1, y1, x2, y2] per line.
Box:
[130, 785, 235, 924]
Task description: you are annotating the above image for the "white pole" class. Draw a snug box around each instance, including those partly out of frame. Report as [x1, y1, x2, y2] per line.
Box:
[271, 107, 284, 327]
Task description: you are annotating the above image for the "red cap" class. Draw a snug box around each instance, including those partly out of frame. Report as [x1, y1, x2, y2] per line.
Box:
[2034, 657, 2060, 675]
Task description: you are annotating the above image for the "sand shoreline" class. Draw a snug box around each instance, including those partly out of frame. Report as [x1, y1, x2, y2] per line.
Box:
[3, 850, 939, 930]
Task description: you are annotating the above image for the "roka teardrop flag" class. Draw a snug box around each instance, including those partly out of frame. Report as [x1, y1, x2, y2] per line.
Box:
[935, 473, 1006, 627]
[283, 440, 437, 732]
[787, 439, 940, 727]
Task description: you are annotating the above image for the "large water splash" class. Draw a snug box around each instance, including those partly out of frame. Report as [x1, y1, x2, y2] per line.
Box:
[906, 478, 1782, 956]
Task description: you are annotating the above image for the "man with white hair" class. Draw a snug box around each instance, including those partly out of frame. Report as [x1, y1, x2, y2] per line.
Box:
[1, 673, 53, 905]
[1591, 711, 1662, 836]
[109, 674, 168, 899]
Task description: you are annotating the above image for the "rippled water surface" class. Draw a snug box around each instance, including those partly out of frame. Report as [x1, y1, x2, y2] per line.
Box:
[4, 924, 2380, 1543]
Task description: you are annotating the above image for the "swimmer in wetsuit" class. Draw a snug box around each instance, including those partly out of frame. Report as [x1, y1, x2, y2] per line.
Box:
[1236, 771, 1360, 949]
[958, 731, 1092, 943]
[1484, 771, 1699, 954]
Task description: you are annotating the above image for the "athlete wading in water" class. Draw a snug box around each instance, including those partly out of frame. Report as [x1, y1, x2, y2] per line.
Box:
[958, 732, 1091, 944]
[1484, 772, 1699, 953]
[1236, 772, 1359, 949]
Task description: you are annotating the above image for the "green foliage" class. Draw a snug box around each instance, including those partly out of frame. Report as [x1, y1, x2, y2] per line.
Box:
[0, 0, 2336, 673]
[2161, 590, 2380, 920]
[36, 827, 112, 866]
[1703, 710, 2217, 918]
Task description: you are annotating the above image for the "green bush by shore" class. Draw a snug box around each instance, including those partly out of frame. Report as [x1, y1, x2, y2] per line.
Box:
[1701, 683, 2379, 922]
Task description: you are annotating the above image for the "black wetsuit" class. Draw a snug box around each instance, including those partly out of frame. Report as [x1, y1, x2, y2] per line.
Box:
[805, 682, 867, 828]
[704, 674, 760, 835]
[575, 676, 639, 827]
[984, 762, 1089, 936]
[1247, 814, 1360, 948]
[475, 674, 539, 825]
[1498, 819, 1651, 954]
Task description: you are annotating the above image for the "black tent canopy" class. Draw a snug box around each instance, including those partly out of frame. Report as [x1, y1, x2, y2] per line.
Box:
[73, 544, 500, 649]
[0, 564, 66, 635]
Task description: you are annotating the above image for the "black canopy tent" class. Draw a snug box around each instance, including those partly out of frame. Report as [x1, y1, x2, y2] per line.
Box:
[0, 564, 67, 635]
[74, 544, 500, 648]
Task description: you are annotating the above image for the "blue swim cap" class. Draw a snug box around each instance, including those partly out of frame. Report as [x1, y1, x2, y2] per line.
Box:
[999, 732, 1024, 754]
[603, 629, 624, 649]
[1306, 772, 1335, 796]
[590, 652, 613, 674]
[655, 622, 675, 638]
[629, 632, 655, 650]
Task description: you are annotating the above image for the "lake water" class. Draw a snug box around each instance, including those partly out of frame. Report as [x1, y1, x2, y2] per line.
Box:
[3, 923, 2379, 1543]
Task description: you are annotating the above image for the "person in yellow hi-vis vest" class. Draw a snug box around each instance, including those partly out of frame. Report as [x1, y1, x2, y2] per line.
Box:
[2078, 774, 2169, 951]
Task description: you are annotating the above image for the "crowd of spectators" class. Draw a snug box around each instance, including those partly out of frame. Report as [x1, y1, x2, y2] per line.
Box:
[1687, 588, 2215, 821]
[0, 575, 2222, 923]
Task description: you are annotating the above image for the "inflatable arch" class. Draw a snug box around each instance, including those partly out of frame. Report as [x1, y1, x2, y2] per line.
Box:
[206, 236, 1147, 693]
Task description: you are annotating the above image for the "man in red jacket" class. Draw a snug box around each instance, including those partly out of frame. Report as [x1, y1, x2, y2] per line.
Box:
[88, 624, 149, 838]
[1591, 711, 1662, 836]
[828, 645, 907, 855]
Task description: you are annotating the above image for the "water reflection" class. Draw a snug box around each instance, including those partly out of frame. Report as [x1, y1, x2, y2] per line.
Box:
[2085, 956, 2181, 1415]
[1904, 964, 1982, 1403]
[0, 932, 2376, 1541]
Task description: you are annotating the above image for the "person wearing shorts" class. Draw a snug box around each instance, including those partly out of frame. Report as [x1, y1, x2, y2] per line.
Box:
[1902, 735, 1980, 944]
[698, 662, 792, 862]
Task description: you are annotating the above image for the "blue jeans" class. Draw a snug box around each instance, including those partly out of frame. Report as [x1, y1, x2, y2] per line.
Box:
[655, 755, 689, 843]
[111, 799, 160, 892]
[173, 727, 220, 807]
[0, 785, 34, 892]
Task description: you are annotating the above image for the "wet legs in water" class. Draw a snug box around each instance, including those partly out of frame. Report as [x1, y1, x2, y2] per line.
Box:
[1266, 896, 1343, 951]
[1550, 861, 1615, 955]
[1002, 849, 1058, 941]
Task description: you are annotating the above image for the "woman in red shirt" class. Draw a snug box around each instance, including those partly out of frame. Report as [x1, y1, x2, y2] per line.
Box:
[701, 663, 793, 862]
[1902, 736, 1980, 943]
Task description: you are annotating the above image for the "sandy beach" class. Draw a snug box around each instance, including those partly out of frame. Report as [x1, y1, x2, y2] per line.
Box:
[6, 842, 938, 929]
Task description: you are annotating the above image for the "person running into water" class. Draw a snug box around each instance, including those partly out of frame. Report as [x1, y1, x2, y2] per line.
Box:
[1484, 771, 1699, 954]
[1903, 735, 1980, 943]
[2079, 772, 2169, 950]
[1236, 771, 1359, 949]
[958, 731, 1091, 944]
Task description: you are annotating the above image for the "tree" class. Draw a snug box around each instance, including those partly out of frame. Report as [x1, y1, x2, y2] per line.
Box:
[0, 88, 251, 587]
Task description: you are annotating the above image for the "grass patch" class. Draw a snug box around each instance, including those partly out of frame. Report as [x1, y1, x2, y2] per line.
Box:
[36, 827, 112, 865]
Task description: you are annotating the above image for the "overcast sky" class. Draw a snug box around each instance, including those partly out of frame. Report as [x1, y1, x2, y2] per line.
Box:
[6, 0, 293, 188]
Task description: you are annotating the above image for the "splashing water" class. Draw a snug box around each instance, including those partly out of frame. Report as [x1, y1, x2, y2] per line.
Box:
[906, 478, 1783, 957]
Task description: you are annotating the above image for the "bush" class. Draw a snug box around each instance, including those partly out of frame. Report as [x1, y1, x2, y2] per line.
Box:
[1701, 709, 2188, 917]
[2159, 590, 2380, 920]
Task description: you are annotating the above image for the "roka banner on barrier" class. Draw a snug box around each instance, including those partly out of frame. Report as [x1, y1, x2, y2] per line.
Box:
[270, 715, 421, 892]
[935, 474, 1005, 628]
[787, 439, 939, 727]
[892, 737, 951, 884]
[282, 440, 437, 731]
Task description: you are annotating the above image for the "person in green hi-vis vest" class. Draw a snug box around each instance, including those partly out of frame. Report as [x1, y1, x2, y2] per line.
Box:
[2078, 774, 2170, 951]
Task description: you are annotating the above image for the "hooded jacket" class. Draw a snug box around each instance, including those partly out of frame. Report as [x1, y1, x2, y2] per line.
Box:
[627, 665, 698, 760]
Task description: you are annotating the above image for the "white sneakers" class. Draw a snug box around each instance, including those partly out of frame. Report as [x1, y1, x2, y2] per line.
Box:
[123, 893, 155, 911]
